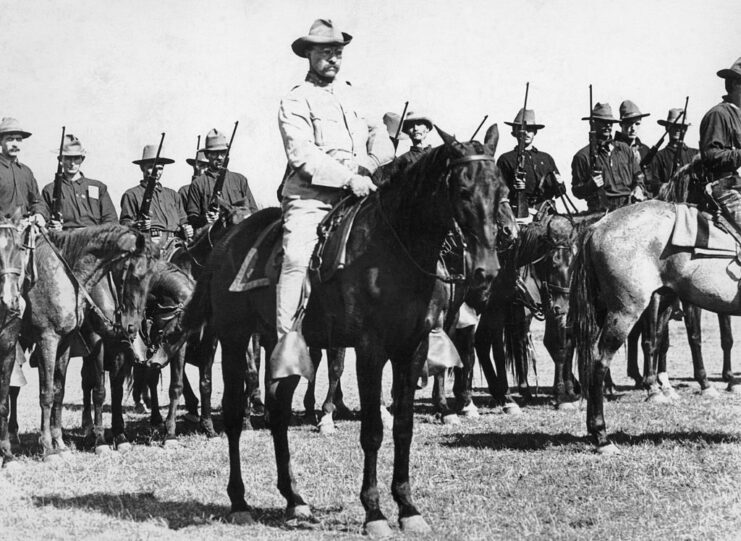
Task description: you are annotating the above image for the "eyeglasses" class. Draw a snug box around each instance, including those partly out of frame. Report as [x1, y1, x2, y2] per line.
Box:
[313, 46, 344, 59]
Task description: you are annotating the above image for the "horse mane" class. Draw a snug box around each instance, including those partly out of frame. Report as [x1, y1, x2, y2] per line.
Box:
[657, 157, 702, 203]
[47, 223, 139, 263]
[382, 143, 455, 204]
[149, 260, 193, 303]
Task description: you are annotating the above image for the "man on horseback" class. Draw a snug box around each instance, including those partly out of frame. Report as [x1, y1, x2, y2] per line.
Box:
[700, 57, 741, 240]
[0, 117, 45, 225]
[496, 108, 564, 217]
[394, 111, 434, 171]
[571, 103, 647, 211]
[276, 18, 394, 341]
[185, 129, 258, 228]
[616, 100, 651, 164]
[179, 150, 209, 211]
[121, 144, 193, 242]
[41, 134, 118, 230]
[649, 108, 699, 187]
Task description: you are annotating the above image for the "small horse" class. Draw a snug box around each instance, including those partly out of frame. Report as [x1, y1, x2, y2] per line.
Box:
[23, 224, 154, 459]
[182, 127, 508, 534]
[570, 198, 741, 452]
[0, 212, 33, 467]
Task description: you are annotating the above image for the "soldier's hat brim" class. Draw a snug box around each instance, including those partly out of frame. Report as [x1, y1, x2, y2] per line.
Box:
[504, 121, 545, 130]
[133, 157, 175, 165]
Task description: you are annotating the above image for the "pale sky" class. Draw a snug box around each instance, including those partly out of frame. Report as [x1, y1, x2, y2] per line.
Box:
[0, 0, 739, 212]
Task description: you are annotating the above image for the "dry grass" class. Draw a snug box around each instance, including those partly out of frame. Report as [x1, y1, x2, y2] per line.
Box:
[2, 311, 741, 540]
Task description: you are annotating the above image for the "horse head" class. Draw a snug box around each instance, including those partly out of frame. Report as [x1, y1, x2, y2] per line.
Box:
[0, 209, 27, 320]
[437, 125, 511, 309]
[533, 215, 575, 323]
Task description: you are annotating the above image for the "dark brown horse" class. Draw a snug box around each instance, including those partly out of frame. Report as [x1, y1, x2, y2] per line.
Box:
[182, 128, 507, 534]
[23, 224, 153, 460]
[0, 213, 33, 467]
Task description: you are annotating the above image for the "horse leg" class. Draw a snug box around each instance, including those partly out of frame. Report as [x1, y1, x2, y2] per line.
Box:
[242, 340, 260, 431]
[303, 347, 322, 427]
[182, 333, 200, 421]
[248, 334, 264, 415]
[198, 329, 219, 438]
[164, 347, 185, 446]
[357, 337, 393, 536]
[109, 351, 132, 452]
[544, 315, 577, 410]
[645, 293, 677, 402]
[682, 303, 712, 394]
[147, 367, 163, 427]
[132, 363, 149, 413]
[626, 321, 643, 387]
[719, 315, 740, 392]
[507, 304, 532, 402]
[0, 352, 15, 466]
[90, 340, 108, 454]
[36, 335, 59, 458]
[81, 354, 95, 436]
[9, 384, 20, 445]
[453, 325, 478, 417]
[390, 346, 430, 534]
[319, 347, 349, 434]
[474, 309, 511, 408]
[431, 368, 457, 424]
[50, 347, 72, 452]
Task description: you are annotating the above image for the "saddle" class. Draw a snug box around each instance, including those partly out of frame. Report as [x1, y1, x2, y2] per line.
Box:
[310, 195, 368, 283]
[229, 219, 283, 292]
[671, 203, 737, 258]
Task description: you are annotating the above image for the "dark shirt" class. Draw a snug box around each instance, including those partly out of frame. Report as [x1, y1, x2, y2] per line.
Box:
[648, 142, 699, 193]
[614, 131, 650, 164]
[699, 98, 741, 179]
[120, 180, 187, 231]
[40, 174, 118, 228]
[571, 140, 644, 212]
[178, 183, 191, 212]
[186, 169, 258, 227]
[0, 154, 42, 217]
[396, 145, 431, 172]
[496, 146, 561, 206]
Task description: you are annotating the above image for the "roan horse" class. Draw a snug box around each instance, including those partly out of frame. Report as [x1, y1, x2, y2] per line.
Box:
[570, 198, 741, 452]
[23, 224, 153, 460]
[182, 128, 507, 535]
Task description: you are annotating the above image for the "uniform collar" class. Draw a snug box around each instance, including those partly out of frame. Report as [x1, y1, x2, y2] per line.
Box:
[305, 71, 337, 91]
[139, 179, 162, 191]
[614, 131, 642, 147]
[512, 145, 539, 153]
[63, 172, 84, 184]
[0, 153, 17, 168]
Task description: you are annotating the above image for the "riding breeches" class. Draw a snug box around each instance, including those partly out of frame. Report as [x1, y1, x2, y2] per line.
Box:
[276, 196, 333, 341]
[710, 174, 741, 235]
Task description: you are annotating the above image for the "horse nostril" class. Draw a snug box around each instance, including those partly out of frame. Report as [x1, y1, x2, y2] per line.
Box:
[127, 324, 137, 336]
[502, 226, 512, 237]
[473, 268, 487, 284]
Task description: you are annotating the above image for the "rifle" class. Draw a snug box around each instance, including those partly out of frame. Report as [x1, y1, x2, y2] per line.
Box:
[514, 82, 530, 219]
[138, 132, 166, 225]
[669, 96, 690, 180]
[51, 126, 67, 223]
[640, 98, 688, 170]
[208, 121, 239, 214]
[470, 115, 488, 141]
[391, 101, 409, 153]
[587, 84, 608, 209]
[192, 135, 201, 178]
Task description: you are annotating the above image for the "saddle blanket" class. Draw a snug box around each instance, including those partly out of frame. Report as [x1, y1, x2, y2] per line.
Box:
[671, 204, 737, 257]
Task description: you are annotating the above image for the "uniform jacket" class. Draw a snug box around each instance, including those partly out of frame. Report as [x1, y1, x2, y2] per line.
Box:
[614, 131, 650, 164]
[120, 180, 186, 231]
[648, 143, 699, 193]
[571, 140, 644, 211]
[185, 169, 257, 227]
[278, 72, 395, 204]
[0, 154, 42, 216]
[40, 174, 118, 228]
[497, 146, 561, 206]
[699, 98, 741, 179]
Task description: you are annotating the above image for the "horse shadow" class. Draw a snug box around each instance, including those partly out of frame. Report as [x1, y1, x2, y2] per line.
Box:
[31, 492, 350, 532]
[440, 429, 741, 451]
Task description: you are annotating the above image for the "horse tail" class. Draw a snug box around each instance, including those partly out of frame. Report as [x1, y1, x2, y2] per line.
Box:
[181, 271, 213, 334]
[569, 227, 601, 399]
[503, 318, 531, 385]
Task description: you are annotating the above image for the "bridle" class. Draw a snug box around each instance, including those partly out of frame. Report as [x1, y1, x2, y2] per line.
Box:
[377, 153, 498, 284]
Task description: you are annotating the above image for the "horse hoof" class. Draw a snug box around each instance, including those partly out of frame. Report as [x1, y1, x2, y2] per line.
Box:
[44, 452, 64, 463]
[662, 387, 680, 401]
[242, 418, 253, 431]
[645, 391, 670, 404]
[380, 408, 394, 431]
[596, 443, 621, 455]
[318, 417, 336, 435]
[556, 401, 577, 412]
[163, 438, 180, 449]
[116, 442, 132, 454]
[702, 386, 720, 398]
[3, 459, 22, 471]
[400, 514, 432, 533]
[503, 403, 522, 415]
[460, 404, 480, 418]
[183, 413, 200, 424]
[442, 414, 461, 426]
[227, 511, 255, 525]
[286, 504, 313, 521]
[364, 519, 393, 539]
[95, 445, 111, 455]
[726, 381, 741, 394]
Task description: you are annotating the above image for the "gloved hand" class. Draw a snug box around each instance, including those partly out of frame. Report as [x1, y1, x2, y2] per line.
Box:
[49, 219, 63, 231]
[630, 185, 647, 202]
[514, 169, 526, 191]
[346, 174, 377, 198]
[205, 210, 219, 224]
[137, 217, 152, 231]
[31, 213, 47, 228]
[181, 224, 194, 240]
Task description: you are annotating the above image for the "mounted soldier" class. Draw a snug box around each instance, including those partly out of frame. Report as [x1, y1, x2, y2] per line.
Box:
[185, 129, 258, 228]
[616, 100, 651, 163]
[571, 102, 647, 212]
[701, 56, 741, 243]
[496, 108, 564, 218]
[179, 149, 209, 211]
[648, 108, 699, 190]
[276, 18, 394, 342]
[395, 111, 434, 171]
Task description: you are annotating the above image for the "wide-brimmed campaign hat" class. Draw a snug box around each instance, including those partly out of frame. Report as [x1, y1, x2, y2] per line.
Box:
[402, 111, 434, 133]
[132, 144, 174, 165]
[186, 150, 209, 166]
[60, 134, 86, 157]
[619, 100, 650, 122]
[504, 108, 545, 130]
[717, 57, 741, 80]
[292, 19, 352, 58]
[382, 112, 409, 140]
[0, 117, 31, 139]
[657, 108, 691, 127]
[201, 129, 228, 152]
[582, 103, 620, 123]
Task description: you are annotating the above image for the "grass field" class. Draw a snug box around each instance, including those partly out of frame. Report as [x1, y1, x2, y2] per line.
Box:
[2, 311, 741, 540]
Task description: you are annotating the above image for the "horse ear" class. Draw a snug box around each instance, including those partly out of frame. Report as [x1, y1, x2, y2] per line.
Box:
[484, 124, 499, 156]
[436, 126, 464, 156]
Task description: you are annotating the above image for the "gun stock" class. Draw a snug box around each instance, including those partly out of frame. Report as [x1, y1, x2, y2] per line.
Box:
[669, 96, 690, 180]
[208, 121, 239, 214]
[587, 85, 608, 209]
[514, 82, 530, 219]
[51, 126, 67, 222]
[391, 101, 409, 153]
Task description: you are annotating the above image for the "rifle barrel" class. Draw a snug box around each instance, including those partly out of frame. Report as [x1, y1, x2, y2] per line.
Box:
[392, 101, 409, 152]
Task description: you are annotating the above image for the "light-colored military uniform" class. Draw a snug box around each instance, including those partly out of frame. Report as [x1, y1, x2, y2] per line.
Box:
[276, 71, 394, 339]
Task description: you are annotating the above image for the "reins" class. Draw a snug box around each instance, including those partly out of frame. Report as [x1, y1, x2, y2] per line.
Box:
[376, 153, 497, 284]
